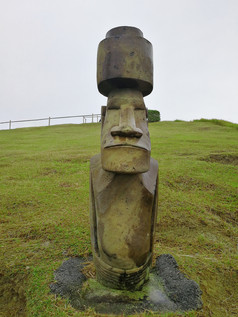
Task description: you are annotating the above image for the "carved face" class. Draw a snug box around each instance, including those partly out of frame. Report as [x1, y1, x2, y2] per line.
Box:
[101, 89, 151, 173]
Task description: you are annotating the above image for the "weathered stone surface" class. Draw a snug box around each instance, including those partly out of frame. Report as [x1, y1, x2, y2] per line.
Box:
[91, 26, 158, 290]
[97, 26, 153, 97]
[90, 154, 158, 290]
[101, 88, 151, 174]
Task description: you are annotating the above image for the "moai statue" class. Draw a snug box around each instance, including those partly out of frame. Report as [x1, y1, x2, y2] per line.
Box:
[90, 26, 158, 291]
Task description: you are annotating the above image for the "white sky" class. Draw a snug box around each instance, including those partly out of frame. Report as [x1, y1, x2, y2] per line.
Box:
[0, 0, 238, 126]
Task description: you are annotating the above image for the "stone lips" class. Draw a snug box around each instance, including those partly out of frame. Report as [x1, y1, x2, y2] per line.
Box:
[101, 146, 151, 174]
[97, 26, 153, 97]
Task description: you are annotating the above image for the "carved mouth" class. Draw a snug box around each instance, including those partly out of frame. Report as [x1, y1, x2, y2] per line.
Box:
[105, 144, 146, 150]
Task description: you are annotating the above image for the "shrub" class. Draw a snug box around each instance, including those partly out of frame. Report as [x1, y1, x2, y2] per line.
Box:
[148, 110, 161, 122]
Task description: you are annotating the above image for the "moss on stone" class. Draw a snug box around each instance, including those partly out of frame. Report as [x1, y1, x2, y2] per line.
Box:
[83, 278, 146, 301]
[82, 272, 165, 303]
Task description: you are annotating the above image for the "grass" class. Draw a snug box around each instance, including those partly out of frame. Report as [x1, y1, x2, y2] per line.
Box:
[0, 120, 237, 316]
[193, 118, 238, 129]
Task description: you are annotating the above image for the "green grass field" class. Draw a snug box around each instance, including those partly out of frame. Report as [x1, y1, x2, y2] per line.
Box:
[0, 120, 237, 316]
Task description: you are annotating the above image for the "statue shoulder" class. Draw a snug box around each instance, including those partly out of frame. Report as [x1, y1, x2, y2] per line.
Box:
[90, 154, 101, 170]
[90, 154, 114, 193]
[141, 158, 158, 194]
[150, 157, 158, 172]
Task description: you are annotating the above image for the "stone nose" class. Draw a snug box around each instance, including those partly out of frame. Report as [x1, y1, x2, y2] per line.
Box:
[110, 105, 143, 138]
[111, 125, 143, 138]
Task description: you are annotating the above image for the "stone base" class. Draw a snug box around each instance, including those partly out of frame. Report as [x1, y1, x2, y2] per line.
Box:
[50, 254, 202, 315]
[93, 253, 151, 291]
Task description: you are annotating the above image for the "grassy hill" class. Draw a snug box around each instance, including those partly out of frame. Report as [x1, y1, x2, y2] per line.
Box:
[0, 120, 237, 316]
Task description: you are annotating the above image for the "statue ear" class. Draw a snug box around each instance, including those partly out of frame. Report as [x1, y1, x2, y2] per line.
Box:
[101, 106, 106, 127]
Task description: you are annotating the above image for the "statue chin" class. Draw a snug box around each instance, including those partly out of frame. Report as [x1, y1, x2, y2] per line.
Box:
[101, 146, 150, 174]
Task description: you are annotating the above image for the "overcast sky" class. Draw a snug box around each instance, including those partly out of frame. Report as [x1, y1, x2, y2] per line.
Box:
[0, 0, 237, 127]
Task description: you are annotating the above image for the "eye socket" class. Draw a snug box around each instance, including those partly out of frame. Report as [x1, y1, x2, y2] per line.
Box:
[133, 103, 145, 111]
[107, 104, 145, 111]
[107, 105, 120, 110]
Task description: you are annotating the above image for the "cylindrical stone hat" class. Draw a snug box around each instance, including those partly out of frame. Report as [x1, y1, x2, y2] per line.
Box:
[97, 26, 153, 97]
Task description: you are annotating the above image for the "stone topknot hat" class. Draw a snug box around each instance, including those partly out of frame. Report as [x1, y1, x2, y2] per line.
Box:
[97, 26, 153, 97]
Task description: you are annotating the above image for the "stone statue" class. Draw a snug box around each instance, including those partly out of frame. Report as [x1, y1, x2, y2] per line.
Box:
[90, 26, 158, 290]
[51, 26, 202, 314]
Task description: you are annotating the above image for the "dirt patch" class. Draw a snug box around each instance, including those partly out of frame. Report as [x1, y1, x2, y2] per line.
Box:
[6, 200, 40, 211]
[177, 152, 196, 156]
[59, 182, 73, 188]
[0, 271, 27, 317]
[17, 228, 47, 240]
[205, 206, 237, 225]
[58, 155, 91, 164]
[41, 168, 58, 176]
[6, 223, 56, 241]
[0, 163, 10, 168]
[197, 127, 212, 130]
[186, 140, 200, 143]
[201, 154, 238, 166]
[164, 177, 217, 191]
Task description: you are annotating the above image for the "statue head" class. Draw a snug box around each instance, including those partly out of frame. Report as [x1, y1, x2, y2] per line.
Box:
[101, 88, 151, 173]
[97, 26, 153, 173]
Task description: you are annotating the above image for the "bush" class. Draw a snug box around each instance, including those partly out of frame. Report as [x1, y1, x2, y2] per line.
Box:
[148, 110, 160, 122]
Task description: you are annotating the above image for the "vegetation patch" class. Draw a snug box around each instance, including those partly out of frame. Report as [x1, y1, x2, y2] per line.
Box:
[206, 205, 237, 225]
[165, 176, 217, 191]
[0, 270, 27, 317]
[148, 109, 161, 122]
[201, 153, 238, 166]
[193, 118, 238, 129]
[81, 260, 96, 279]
